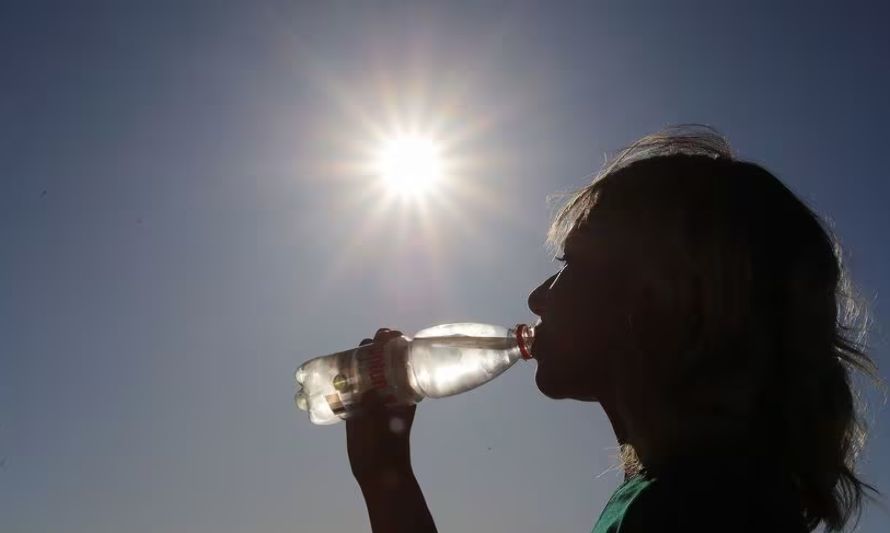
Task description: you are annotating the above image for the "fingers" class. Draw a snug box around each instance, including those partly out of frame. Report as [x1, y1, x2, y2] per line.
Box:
[359, 328, 402, 348]
[373, 327, 398, 339]
[373, 328, 403, 347]
[361, 388, 384, 407]
[354, 327, 407, 413]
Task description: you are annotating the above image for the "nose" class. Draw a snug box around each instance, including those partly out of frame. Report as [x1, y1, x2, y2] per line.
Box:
[527, 274, 556, 317]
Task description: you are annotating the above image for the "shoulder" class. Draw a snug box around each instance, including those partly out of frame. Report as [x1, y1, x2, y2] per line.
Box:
[592, 476, 666, 533]
[602, 472, 807, 533]
[614, 477, 683, 532]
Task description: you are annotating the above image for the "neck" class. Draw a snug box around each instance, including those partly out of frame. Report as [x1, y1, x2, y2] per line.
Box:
[602, 390, 762, 479]
[598, 393, 644, 479]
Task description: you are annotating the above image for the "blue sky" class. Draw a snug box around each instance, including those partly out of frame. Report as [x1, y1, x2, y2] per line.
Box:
[2, 1, 888, 532]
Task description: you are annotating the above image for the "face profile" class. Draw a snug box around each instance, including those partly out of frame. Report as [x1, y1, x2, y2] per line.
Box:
[527, 223, 639, 402]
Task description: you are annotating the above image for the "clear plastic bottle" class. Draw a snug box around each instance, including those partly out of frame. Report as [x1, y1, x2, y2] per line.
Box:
[294, 323, 534, 425]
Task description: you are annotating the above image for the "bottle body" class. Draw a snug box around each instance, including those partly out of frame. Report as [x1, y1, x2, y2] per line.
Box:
[295, 323, 533, 425]
[295, 336, 420, 425]
[407, 323, 530, 398]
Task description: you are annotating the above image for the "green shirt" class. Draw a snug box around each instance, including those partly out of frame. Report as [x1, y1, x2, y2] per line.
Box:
[591, 459, 808, 533]
[592, 475, 653, 533]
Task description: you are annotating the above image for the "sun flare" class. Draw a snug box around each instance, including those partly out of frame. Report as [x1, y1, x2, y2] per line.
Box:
[373, 135, 444, 198]
[315, 75, 521, 298]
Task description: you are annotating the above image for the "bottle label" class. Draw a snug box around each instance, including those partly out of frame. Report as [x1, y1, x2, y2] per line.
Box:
[323, 338, 408, 417]
[357, 339, 390, 392]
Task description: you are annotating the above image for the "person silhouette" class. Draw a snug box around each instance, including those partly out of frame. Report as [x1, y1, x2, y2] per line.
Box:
[344, 126, 880, 533]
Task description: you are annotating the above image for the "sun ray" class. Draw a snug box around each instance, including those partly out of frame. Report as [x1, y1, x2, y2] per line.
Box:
[296, 52, 537, 313]
[314, 194, 399, 294]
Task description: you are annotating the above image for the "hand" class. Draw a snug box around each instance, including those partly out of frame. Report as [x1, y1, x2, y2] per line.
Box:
[346, 329, 438, 533]
[346, 328, 417, 485]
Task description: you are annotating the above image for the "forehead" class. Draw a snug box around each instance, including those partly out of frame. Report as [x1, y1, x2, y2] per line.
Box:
[563, 229, 591, 253]
[564, 211, 616, 249]
[562, 214, 639, 263]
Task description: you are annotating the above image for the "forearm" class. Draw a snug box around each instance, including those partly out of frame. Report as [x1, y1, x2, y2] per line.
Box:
[357, 468, 438, 533]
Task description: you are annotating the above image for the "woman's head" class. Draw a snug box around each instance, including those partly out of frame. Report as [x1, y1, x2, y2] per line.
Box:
[528, 126, 879, 531]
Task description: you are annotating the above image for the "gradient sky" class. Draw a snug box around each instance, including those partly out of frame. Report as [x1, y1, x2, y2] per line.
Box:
[2, 2, 889, 532]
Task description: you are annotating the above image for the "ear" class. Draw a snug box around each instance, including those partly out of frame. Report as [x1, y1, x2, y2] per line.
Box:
[628, 268, 698, 363]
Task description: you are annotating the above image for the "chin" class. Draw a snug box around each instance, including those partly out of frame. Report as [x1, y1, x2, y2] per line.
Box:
[534, 366, 599, 402]
[534, 367, 571, 399]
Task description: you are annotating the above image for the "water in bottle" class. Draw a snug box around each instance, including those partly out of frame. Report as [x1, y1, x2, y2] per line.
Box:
[294, 323, 534, 425]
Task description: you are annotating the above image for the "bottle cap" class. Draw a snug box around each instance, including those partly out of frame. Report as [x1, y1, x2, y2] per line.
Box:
[515, 324, 534, 360]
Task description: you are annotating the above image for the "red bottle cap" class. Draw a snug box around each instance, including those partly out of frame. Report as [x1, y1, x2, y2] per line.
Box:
[515, 324, 534, 360]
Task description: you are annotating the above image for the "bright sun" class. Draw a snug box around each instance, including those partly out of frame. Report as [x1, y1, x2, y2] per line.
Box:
[373, 135, 444, 198]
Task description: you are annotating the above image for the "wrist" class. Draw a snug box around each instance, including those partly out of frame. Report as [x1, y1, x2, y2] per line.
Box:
[355, 463, 415, 491]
